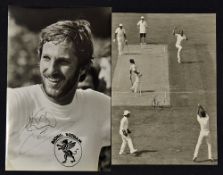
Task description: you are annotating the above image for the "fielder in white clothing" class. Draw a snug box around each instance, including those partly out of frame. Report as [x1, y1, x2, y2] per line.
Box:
[173, 26, 188, 63]
[6, 20, 110, 171]
[193, 104, 213, 162]
[129, 59, 142, 94]
[119, 110, 137, 155]
[137, 16, 148, 46]
[114, 24, 127, 56]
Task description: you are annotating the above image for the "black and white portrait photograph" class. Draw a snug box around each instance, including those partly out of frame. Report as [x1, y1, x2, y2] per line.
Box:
[6, 6, 111, 171]
[112, 13, 217, 165]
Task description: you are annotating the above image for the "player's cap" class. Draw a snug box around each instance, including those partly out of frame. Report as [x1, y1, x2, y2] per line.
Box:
[123, 110, 130, 116]
[119, 23, 123, 27]
[141, 16, 144, 19]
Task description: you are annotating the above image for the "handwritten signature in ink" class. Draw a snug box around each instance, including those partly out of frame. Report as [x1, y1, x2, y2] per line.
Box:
[25, 109, 57, 134]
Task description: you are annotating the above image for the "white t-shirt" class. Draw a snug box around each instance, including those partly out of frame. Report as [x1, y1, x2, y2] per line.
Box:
[137, 20, 148, 34]
[6, 85, 110, 171]
[197, 114, 210, 133]
[115, 27, 126, 40]
[175, 34, 186, 46]
[119, 117, 128, 134]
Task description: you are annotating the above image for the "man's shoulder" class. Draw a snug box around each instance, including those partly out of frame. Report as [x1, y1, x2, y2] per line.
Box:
[76, 89, 110, 102]
[115, 27, 120, 31]
[130, 64, 136, 69]
[7, 85, 41, 110]
[7, 85, 41, 102]
[120, 116, 125, 121]
[8, 84, 40, 95]
[121, 117, 128, 123]
[8, 84, 38, 94]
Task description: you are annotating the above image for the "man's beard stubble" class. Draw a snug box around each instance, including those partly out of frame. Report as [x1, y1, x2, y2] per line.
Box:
[41, 70, 81, 101]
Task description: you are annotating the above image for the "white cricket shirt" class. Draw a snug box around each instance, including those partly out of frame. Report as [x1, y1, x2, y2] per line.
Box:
[115, 27, 126, 40]
[197, 114, 210, 133]
[119, 116, 128, 134]
[175, 34, 187, 46]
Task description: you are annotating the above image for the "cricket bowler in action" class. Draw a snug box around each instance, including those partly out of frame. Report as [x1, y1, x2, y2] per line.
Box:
[173, 26, 188, 63]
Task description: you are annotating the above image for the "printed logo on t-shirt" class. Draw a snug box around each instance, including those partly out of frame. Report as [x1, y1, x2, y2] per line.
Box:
[51, 133, 82, 167]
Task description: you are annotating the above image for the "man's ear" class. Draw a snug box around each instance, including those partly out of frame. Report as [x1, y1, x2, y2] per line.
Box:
[79, 62, 92, 82]
[79, 68, 87, 82]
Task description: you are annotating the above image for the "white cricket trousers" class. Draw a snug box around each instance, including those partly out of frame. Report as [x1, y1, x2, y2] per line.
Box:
[175, 44, 182, 60]
[131, 76, 140, 93]
[117, 38, 125, 55]
[193, 131, 213, 159]
[119, 133, 136, 154]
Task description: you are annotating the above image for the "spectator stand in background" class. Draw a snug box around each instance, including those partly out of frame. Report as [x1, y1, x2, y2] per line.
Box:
[78, 38, 111, 96]
[8, 14, 41, 88]
[78, 64, 100, 91]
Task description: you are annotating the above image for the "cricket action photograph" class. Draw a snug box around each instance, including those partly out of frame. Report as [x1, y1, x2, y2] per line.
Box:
[112, 13, 217, 165]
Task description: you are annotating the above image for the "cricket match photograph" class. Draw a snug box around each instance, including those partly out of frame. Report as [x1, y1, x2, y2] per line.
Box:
[112, 13, 217, 165]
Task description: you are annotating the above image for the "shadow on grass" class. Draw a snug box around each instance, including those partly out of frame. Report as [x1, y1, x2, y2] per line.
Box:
[195, 158, 218, 163]
[146, 42, 161, 45]
[182, 60, 204, 64]
[124, 52, 141, 55]
[134, 149, 158, 157]
[141, 90, 155, 93]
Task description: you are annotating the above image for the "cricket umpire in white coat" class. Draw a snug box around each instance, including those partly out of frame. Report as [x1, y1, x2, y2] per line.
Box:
[137, 16, 148, 46]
